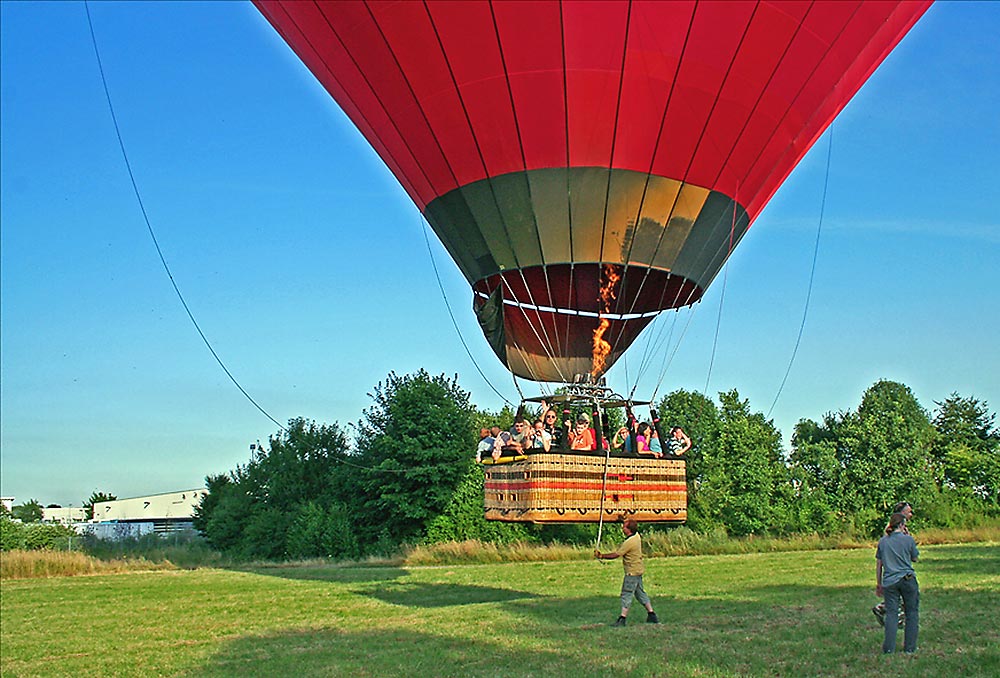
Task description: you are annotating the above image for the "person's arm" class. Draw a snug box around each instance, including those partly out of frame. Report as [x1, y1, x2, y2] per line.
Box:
[677, 430, 692, 455]
[595, 548, 621, 560]
[612, 428, 626, 450]
[875, 559, 884, 596]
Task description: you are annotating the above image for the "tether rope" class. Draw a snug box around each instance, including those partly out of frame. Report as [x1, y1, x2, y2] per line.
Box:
[703, 184, 739, 397]
[767, 128, 833, 418]
[84, 1, 285, 432]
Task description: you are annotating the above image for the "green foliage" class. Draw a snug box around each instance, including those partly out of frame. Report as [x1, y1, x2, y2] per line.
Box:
[0, 516, 78, 552]
[932, 393, 1000, 504]
[11, 499, 43, 523]
[285, 501, 360, 560]
[656, 389, 721, 530]
[190, 371, 1000, 563]
[697, 390, 791, 536]
[1, 515, 25, 551]
[352, 370, 476, 547]
[196, 417, 352, 559]
[424, 461, 532, 545]
[792, 380, 940, 536]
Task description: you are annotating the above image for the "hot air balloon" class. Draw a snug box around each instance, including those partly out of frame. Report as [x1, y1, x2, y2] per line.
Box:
[254, 0, 929, 384]
[254, 0, 929, 523]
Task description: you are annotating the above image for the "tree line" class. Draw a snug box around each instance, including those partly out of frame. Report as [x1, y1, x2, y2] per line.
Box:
[190, 370, 998, 560]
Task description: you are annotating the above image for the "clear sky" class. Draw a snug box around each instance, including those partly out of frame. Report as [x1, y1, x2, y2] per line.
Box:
[2, 1, 997, 507]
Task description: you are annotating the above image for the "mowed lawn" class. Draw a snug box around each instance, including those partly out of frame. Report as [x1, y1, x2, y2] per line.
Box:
[2, 543, 997, 678]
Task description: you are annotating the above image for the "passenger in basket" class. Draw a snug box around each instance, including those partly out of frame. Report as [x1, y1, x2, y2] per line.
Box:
[649, 426, 663, 455]
[510, 416, 533, 450]
[540, 403, 564, 448]
[490, 426, 513, 462]
[612, 420, 639, 454]
[532, 420, 552, 452]
[568, 413, 596, 451]
[665, 426, 692, 456]
[636, 422, 663, 458]
[475, 428, 494, 463]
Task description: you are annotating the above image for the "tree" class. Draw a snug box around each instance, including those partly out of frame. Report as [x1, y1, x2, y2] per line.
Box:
[195, 418, 352, 559]
[791, 380, 938, 535]
[693, 390, 791, 536]
[657, 389, 722, 531]
[12, 499, 43, 523]
[352, 370, 476, 547]
[932, 394, 999, 504]
[82, 491, 117, 521]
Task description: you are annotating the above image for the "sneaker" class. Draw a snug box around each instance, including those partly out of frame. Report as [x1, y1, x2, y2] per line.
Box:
[646, 612, 660, 624]
[612, 616, 627, 627]
[872, 603, 887, 627]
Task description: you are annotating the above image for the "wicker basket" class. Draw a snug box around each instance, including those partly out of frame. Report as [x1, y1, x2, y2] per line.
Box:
[483, 451, 686, 523]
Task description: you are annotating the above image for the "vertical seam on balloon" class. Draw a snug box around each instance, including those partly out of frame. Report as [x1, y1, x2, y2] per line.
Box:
[606, 2, 697, 370]
[694, 1, 865, 298]
[287, 1, 434, 207]
[422, 0, 565, 382]
[738, 1, 883, 220]
[660, 1, 759, 314]
[708, 2, 812, 198]
[352, 2, 502, 283]
[490, 0, 565, 370]
[598, 0, 633, 268]
[682, 0, 818, 308]
[561, 0, 575, 376]
[589, 0, 634, 380]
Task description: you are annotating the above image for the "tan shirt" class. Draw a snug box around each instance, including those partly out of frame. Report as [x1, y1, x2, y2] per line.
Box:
[613, 533, 644, 576]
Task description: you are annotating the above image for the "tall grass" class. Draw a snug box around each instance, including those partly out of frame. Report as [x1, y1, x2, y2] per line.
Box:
[0, 550, 175, 580]
[401, 524, 1000, 566]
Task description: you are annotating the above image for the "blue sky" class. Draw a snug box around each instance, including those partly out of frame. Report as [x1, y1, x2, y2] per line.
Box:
[2, 1, 997, 507]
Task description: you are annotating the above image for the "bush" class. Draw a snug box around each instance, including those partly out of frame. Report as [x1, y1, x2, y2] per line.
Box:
[1, 516, 26, 551]
[0, 517, 78, 552]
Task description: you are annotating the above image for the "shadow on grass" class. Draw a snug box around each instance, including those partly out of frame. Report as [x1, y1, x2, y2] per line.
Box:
[354, 581, 544, 608]
[919, 544, 1000, 576]
[185, 582, 1000, 678]
[236, 565, 409, 584]
[181, 626, 618, 677]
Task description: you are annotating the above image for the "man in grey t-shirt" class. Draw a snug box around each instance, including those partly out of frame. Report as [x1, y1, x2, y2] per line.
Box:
[876, 513, 920, 653]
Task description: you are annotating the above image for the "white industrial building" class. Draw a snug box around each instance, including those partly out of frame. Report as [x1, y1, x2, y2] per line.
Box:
[88, 488, 208, 537]
[42, 506, 89, 524]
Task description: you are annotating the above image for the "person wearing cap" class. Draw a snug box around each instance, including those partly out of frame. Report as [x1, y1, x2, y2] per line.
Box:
[568, 413, 595, 451]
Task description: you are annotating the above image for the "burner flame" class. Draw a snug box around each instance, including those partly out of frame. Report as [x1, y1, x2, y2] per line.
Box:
[591, 264, 621, 376]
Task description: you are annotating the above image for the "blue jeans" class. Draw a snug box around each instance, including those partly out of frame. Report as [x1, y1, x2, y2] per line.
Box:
[883, 574, 919, 653]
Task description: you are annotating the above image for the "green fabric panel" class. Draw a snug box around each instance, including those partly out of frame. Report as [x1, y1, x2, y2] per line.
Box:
[474, 286, 508, 368]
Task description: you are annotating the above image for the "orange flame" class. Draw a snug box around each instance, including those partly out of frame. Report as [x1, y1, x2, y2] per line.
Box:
[591, 264, 621, 377]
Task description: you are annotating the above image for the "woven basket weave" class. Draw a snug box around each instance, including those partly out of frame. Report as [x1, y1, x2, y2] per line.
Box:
[483, 452, 686, 523]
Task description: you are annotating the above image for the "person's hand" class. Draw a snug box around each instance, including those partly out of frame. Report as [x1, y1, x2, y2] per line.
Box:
[876, 584, 883, 596]
[594, 550, 601, 559]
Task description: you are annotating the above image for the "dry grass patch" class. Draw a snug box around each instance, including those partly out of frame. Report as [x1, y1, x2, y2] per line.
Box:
[0, 549, 175, 580]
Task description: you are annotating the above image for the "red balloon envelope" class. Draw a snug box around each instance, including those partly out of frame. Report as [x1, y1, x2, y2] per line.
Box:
[254, 0, 930, 383]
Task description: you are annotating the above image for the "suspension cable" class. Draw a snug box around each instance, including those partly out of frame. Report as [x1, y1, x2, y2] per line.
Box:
[420, 217, 515, 408]
[84, 1, 285, 432]
[767, 128, 833, 418]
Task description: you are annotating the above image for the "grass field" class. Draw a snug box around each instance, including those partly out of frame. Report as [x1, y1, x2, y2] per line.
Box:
[2, 543, 997, 677]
